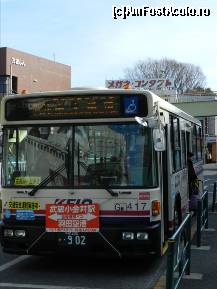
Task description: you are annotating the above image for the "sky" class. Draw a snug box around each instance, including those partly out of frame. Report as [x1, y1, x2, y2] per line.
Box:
[0, 0, 217, 90]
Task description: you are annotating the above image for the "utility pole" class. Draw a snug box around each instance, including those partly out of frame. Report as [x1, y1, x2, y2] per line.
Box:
[10, 65, 12, 94]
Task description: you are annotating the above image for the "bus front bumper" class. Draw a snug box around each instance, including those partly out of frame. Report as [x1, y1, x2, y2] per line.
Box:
[0, 222, 161, 258]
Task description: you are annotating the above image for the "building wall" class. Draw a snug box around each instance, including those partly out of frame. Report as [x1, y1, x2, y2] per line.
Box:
[208, 117, 215, 135]
[0, 47, 71, 94]
[0, 48, 7, 74]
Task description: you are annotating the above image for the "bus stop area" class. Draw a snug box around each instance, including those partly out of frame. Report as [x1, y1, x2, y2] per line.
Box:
[155, 211, 217, 289]
[178, 211, 217, 289]
[155, 163, 217, 289]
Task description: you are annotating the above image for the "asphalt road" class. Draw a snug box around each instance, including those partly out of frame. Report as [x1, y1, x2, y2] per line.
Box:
[0, 251, 166, 289]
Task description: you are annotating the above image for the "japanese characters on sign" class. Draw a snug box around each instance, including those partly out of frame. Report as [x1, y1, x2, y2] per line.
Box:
[139, 192, 150, 200]
[7, 199, 40, 210]
[11, 57, 26, 67]
[14, 176, 41, 186]
[105, 79, 174, 90]
[5, 95, 121, 121]
[46, 204, 99, 232]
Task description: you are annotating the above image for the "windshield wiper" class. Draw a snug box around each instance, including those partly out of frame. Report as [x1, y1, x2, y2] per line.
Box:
[99, 177, 118, 197]
[104, 186, 118, 197]
[28, 164, 65, 196]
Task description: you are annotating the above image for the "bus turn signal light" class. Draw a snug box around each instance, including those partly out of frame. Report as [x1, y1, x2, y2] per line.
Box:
[152, 200, 160, 216]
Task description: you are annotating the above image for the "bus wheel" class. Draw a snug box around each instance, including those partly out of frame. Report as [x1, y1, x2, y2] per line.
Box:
[174, 197, 182, 232]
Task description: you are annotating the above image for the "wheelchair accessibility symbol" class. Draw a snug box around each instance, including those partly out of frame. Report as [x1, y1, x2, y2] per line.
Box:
[124, 97, 138, 115]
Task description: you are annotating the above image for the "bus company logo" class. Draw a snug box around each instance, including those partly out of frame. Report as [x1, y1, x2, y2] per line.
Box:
[55, 199, 93, 205]
[139, 192, 150, 200]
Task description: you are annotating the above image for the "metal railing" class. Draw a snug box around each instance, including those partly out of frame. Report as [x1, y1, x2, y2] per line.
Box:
[197, 190, 209, 247]
[166, 213, 191, 289]
[212, 181, 217, 212]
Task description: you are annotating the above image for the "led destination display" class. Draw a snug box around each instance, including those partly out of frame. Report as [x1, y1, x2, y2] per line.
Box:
[5, 94, 147, 121]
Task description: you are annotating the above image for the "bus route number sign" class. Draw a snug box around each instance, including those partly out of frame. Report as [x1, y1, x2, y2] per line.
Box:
[45, 204, 99, 232]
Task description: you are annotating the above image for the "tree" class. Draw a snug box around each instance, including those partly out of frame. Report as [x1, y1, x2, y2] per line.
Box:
[185, 87, 216, 95]
[124, 58, 206, 94]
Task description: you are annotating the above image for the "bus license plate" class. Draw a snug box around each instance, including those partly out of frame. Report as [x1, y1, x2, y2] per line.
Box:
[62, 234, 87, 246]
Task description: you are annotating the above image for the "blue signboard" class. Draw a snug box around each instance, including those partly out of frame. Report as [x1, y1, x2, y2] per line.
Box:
[16, 210, 35, 221]
[124, 96, 138, 115]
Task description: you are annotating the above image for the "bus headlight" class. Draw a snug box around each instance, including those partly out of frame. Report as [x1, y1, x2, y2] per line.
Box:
[122, 232, 134, 240]
[136, 232, 149, 240]
[15, 230, 26, 238]
[3, 229, 14, 237]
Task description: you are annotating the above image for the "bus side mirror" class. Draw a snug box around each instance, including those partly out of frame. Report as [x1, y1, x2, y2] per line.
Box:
[153, 128, 166, 151]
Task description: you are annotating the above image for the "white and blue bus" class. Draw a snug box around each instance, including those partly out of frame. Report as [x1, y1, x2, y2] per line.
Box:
[0, 88, 203, 257]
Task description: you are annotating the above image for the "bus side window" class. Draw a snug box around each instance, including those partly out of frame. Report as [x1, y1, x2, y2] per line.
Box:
[181, 131, 187, 168]
[170, 116, 181, 172]
[197, 126, 202, 161]
[192, 125, 197, 162]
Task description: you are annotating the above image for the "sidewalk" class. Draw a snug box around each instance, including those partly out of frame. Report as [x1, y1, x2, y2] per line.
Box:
[179, 165, 217, 289]
[179, 210, 217, 289]
[154, 210, 217, 289]
[203, 162, 217, 171]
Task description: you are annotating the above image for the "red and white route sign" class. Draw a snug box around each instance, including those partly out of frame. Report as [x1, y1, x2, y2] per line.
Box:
[46, 204, 99, 232]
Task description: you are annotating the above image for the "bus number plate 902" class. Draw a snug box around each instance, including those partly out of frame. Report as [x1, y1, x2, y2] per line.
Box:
[61, 234, 87, 246]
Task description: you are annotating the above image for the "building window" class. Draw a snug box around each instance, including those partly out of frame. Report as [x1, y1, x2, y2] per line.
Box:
[0, 76, 9, 94]
[0, 83, 7, 93]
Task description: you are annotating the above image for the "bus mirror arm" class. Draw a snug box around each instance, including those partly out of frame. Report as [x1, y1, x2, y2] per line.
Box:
[135, 116, 158, 128]
[135, 117, 148, 127]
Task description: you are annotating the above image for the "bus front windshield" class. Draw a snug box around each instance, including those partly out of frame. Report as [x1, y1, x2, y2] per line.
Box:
[3, 124, 158, 188]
